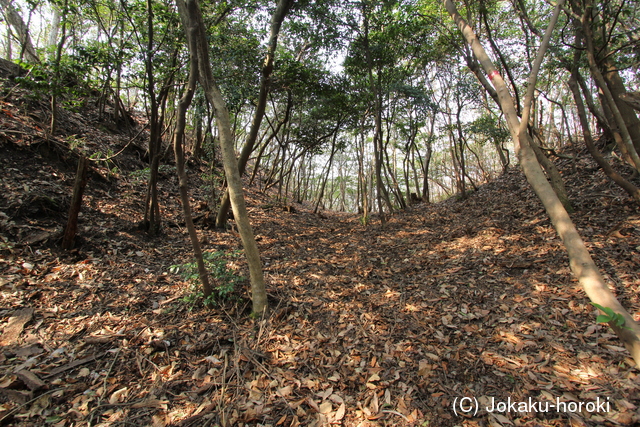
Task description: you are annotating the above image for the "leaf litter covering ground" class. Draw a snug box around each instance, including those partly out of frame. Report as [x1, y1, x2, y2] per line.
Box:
[1, 107, 640, 426]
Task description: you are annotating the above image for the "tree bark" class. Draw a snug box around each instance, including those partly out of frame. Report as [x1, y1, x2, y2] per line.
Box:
[579, 1, 640, 171]
[568, 74, 640, 202]
[172, 19, 213, 303]
[444, 0, 640, 366]
[62, 156, 89, 250]
[178, 0, 268, 316]
[215, 0, 294, 229]
[0, 0, 39, 63]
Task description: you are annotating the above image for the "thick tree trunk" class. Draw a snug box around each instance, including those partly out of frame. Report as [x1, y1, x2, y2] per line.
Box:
[444, 0, 640, 366]
[602, 60, 640, 153]
[178, 0, 268, 316]
[0, 0, 39, 63]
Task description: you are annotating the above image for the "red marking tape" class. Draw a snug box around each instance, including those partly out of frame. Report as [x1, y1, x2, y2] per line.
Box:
[488, 70, 500, 80]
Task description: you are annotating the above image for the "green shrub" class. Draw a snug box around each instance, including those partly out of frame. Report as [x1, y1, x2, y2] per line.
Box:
[169, 250, 244, 307]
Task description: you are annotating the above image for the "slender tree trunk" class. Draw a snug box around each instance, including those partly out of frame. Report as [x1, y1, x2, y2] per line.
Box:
[357, 114, 369, 219]
[4, 23, 11, 59]
[568, 73, 640, 202]
[143, 0, 161, 234]
[215, 0, 294, 229]
[481, 4, 521, 115]
[49, 2, 67, 135]
[172, 27, 213, 302]
[421, 120, 435, 201]
[529, 136, 572, 212]
[178, 0, 268, 316]
[454, 103, 478, 193]
[574, 68, 609, 133]
[362, 4, 387, 225]
[579, 1, 640, 171]
[314, 128, 339, 213]
[62, 156, 89, 250]
[445, 0, 640, 366]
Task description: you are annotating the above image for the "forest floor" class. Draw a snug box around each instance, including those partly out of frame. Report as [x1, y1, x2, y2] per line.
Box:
[1, 73, 640, 427]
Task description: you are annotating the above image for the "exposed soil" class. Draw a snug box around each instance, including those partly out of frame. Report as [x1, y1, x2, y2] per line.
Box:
[1, 74, 640, 427]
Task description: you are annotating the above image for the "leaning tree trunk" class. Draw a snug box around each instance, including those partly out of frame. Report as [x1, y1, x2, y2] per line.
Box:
[172, 20, 213, 303]
[579, 0, 640, 172]
[444, 0, 640, 366]
[567, 49, 640, 203]
[215, 0, 294, 229]
[0, 0, 40, 63]
[178, 0, 268, 316]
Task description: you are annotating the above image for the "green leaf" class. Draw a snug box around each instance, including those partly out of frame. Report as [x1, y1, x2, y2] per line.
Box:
[592, 303, 626, 328]
[591, 303, 614, 317]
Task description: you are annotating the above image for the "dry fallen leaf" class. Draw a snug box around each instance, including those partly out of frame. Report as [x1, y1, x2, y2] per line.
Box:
[333, 402, 346, 422]
[277, 385, 292, 397]
[109, 387, 128, 405]
[319, 400, 332, 414]
[132, 398, 168, 409]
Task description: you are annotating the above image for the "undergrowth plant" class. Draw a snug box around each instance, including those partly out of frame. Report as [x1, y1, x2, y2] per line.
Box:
[592, 303, 627, 329]
[169, 250, 244, 307]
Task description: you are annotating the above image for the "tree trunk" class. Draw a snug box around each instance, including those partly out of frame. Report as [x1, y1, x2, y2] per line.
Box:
[49, 2, 68, 135]
[62, 156, 89, 250]
[362, 4, 388, 225]
[48, 6, 61, 55]
[568, 73, 640, 202]
[444, 0, 640, 366]
[215, 0, 294, 229]
[178, 0, 268, 316]
[172, 25, 213, 303]
[601, 59, 640, 153]
[143, 0, 161, 235]
[0, 0, 39, 63]
[579, 1, 640, 171]
[528, 137, 572, 212]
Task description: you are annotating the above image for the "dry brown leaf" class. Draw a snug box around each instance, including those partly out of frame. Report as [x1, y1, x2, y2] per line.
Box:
[332, 402, 346, 422]
[489, 412, 514, 425]
[319, 400, 332, 414]
[277, 385, 293, 397]
[307, 397, 320, 413]
[109, 387, 128, 405]
[131, 398, 168, 409]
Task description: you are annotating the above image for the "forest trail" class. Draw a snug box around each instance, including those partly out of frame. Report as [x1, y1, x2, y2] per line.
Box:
[1, 99, 640, 426]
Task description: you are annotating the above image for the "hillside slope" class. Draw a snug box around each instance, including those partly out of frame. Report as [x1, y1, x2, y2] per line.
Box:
[1, 73, 640, 426]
